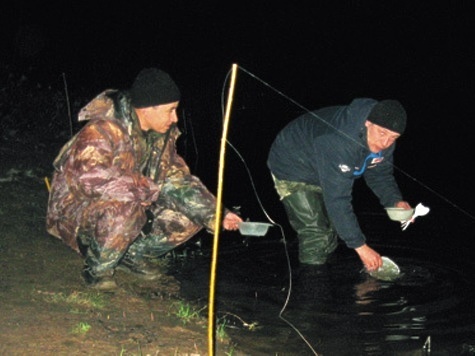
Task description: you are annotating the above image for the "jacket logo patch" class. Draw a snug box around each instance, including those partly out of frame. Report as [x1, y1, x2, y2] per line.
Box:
[339, 164, 351, 173]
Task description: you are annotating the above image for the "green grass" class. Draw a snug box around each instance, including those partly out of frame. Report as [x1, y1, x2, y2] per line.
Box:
[42, 290, 107, 310]
[170, 300, 205, 325]
[71, 321, 91, 334]
[216, 318, 228, 342]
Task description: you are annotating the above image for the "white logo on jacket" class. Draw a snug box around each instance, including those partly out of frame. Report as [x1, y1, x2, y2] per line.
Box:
[339, 164, 351, 173]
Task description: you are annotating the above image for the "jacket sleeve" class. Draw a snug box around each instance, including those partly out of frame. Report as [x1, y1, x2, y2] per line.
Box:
[161, 174, 223, 230]
[320, 165, 367, 249]
[63, 120, 159, 203]
[159, 141, 226, 231]
[315, 142, 367, 249]
[363, 146, 403, 207]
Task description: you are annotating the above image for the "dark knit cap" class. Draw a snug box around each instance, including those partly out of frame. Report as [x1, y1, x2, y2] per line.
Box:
[130, 68, 181, 108]
[367, 100, 407, 134]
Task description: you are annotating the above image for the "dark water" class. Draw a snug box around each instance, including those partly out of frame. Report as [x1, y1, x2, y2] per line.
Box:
[170, 97, 475, 354]
[169, 209, 475, 356]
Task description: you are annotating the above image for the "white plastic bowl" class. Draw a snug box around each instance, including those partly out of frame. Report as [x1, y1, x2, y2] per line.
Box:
[368, 256, 401, 281]
[238, 222, 273, 236]
[385, 207, 414, 221]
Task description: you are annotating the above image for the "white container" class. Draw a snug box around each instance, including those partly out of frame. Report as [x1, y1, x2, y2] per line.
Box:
[368, 256, 401, 281]
[385, 207, 414, 221]
[238, 222, 273, 236]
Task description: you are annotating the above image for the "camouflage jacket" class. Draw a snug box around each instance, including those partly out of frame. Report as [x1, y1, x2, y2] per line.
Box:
[46, 89, 221, 253]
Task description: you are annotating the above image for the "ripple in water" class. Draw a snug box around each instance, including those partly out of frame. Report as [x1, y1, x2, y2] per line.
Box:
[174, 241, 475, 355]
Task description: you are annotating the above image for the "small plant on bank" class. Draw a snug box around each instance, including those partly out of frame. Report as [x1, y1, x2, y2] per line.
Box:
[71, 322, 91, 334]
[216, 318, 229, 342]
[170, 300, 205, 325]
[40, 290, 107, 311]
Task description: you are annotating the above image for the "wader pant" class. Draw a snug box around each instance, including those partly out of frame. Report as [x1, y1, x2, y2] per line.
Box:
[80, 191, 202, 282]
[272, 176, 338, 265]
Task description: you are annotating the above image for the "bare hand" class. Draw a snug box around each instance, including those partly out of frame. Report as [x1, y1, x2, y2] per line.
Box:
[355, 244, 382, 271]
[222, 212, 243, 231]
[394, 200, 412, 210]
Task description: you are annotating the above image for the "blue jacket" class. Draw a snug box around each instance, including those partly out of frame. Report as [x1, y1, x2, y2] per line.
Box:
[267, 98, 403, 248]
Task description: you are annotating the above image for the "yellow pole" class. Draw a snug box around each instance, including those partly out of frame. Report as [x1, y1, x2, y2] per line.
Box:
[44, 177, 51, 192]
[208, 63, 239, 355]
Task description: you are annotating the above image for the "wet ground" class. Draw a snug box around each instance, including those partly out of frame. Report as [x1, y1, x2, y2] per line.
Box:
[1, 70, 474, 355]
[2, 139, 475, 355]
[0, 144, 243, 355]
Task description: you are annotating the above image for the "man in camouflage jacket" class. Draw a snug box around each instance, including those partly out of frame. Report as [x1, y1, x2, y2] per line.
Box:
[46, 68, 242, 290]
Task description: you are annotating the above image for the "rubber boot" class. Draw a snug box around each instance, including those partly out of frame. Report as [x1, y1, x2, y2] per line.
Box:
[81, 237, 122, 290]
[117, 252, 164, 281]
[81, 266, 117, 291]
[117, 233, 171, 280]
[281, 188, 338, 265]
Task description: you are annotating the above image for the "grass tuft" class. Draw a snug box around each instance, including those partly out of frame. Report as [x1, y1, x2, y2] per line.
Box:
[41, 290, 107, 310]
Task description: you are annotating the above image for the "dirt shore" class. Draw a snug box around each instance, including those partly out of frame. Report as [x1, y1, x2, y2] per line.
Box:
[0, 145, 240, 355]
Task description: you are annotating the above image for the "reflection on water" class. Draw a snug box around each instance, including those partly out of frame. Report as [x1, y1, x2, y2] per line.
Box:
[170, 234, 475, 355]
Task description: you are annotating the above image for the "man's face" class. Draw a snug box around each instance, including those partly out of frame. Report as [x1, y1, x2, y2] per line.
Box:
[365, 121, 401, 153]
[136, 101, 179, 133]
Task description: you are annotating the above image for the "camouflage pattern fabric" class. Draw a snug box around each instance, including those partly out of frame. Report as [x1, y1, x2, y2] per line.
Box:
[46, 90, 223, 276]
[271, 174, 323, 199]
[272, 175, 338, 265]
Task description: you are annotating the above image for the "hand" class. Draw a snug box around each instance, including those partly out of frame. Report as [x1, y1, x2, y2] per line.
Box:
[222, 212, 243, 231]
[401, 203, 430, 231]
[355, 244, 382, 272]
[394, 200, 412, 210]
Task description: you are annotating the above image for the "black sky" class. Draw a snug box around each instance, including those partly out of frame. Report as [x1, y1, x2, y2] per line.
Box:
[3, 2, 474, 91]
[2, 2, 475, 214]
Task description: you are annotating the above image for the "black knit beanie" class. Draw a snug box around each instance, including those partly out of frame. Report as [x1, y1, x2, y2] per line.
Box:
[129, 68, 181, 108]
[367, 100, 407, 134]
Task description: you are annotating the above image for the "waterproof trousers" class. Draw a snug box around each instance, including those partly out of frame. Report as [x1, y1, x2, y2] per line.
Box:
[79, 189, 202, 282]
[273, 176, 338, 265]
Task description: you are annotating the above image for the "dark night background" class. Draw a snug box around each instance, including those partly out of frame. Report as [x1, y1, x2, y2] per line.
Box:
[1, 3, 475, 354]
[1, 1, 474, 222]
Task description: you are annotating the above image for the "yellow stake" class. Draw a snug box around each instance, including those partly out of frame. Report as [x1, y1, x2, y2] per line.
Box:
[208, 63, 238, 356]
[44, 176, 51, 192]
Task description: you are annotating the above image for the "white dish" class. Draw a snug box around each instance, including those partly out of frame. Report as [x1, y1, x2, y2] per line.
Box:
[238, 222, 273, 236]
[385, 207, 414, 221]
[368, 256, 401, 281]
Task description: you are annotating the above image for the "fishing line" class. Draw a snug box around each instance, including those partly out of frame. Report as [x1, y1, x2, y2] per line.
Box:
[218, 64, 474, 355]
[181, 108, 200, 172]
[220, 68, 320, 356]
[236, 65, 475, 221]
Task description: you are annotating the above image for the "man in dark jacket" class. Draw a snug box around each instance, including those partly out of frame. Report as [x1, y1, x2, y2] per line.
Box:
[267, 98, 412, 273]
[47, 68, 242, 290]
